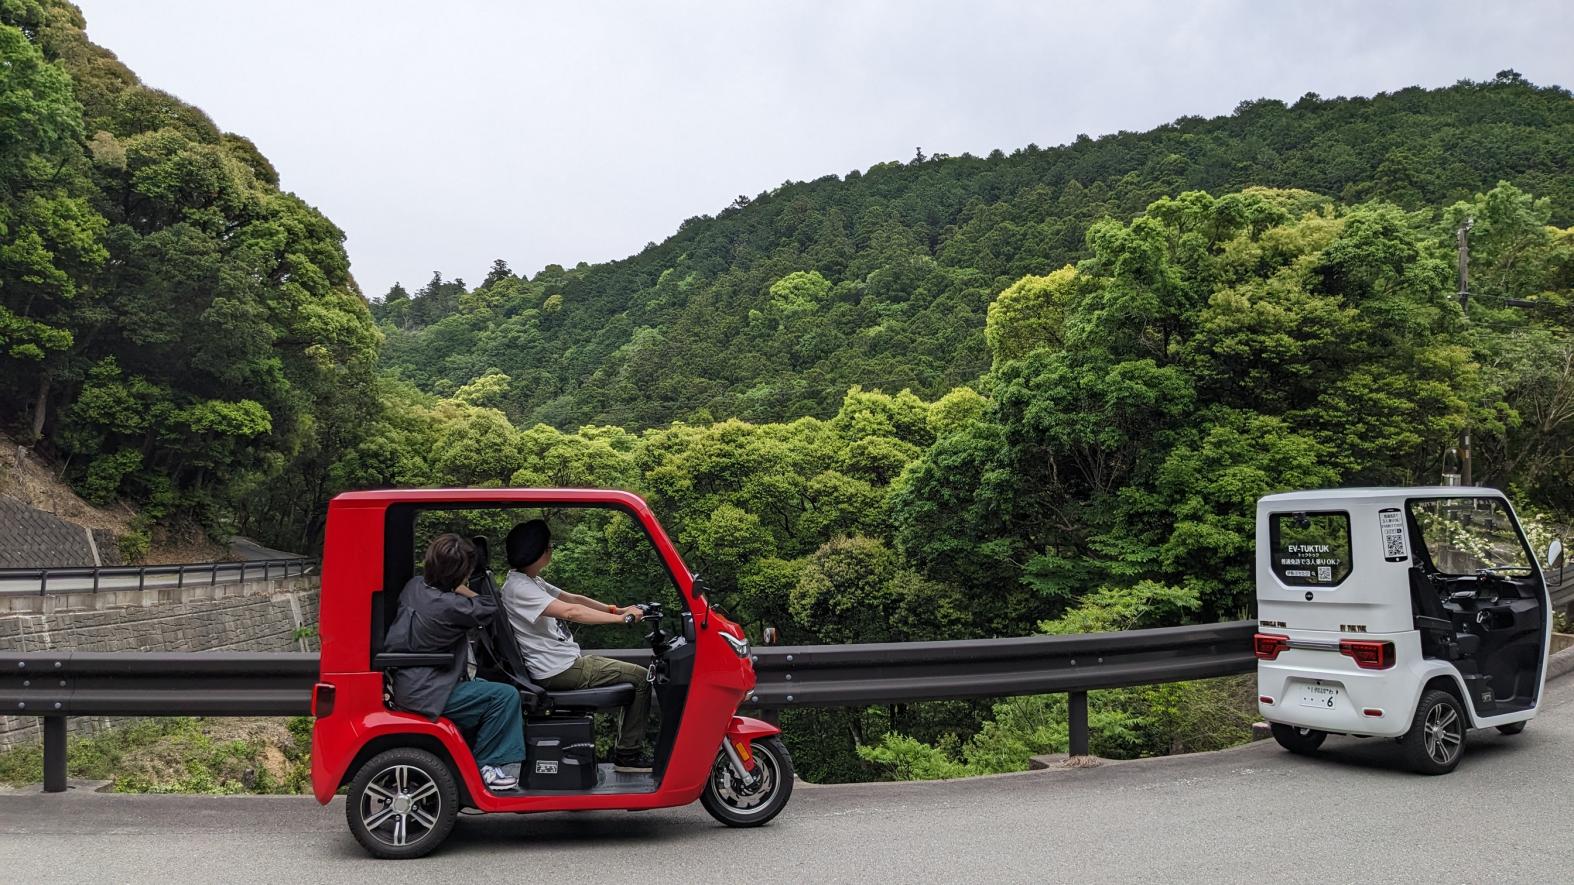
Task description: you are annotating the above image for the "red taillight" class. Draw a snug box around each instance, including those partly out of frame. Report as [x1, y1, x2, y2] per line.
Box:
[1339, 639, 1395, 670]
[312, 682, 336, 718]
[1254, 633, 1290, 661]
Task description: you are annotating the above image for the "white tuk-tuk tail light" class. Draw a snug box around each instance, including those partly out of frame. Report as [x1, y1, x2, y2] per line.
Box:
[1253, 633, 1290, 661]
[1339, 639, 1395, 670]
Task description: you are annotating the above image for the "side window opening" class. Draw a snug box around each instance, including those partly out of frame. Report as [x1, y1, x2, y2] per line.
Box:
[1407, 497, 1533, 576]
[1270, 511, 1353, 587]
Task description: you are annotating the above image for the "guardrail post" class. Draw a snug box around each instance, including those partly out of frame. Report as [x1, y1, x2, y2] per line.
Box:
[177, 565, 185, 589]
[211, 562, 218, 586]
[1068, 690, 1089, 757]
[43, 715, 67, 793]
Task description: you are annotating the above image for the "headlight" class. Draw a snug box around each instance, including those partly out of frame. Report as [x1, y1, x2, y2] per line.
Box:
[720, 631, 750, 658]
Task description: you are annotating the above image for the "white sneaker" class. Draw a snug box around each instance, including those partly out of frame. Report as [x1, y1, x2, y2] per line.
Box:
[481, 765, 518, 791]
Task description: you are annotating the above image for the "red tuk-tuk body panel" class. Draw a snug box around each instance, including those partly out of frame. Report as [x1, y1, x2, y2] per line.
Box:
[310, 487, 758, 812]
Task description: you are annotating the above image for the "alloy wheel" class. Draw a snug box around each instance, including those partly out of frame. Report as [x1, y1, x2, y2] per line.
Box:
[359, 763, 442, 848]
[1422, 701, 1463, 765]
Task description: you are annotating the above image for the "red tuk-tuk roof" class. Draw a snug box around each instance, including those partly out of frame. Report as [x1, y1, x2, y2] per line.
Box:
[329, 487, 655, 509]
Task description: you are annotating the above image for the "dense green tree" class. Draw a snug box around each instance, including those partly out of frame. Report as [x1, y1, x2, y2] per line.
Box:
[373, 77, 1574, 431]
[1, 3, 381, 547]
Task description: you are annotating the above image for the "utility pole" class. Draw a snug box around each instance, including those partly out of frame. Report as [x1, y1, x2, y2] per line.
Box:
[1456, 217, 1473, 486]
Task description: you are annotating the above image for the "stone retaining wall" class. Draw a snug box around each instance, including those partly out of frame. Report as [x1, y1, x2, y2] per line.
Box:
[0, 495, 120, 568]
[0, 575, 318, 748]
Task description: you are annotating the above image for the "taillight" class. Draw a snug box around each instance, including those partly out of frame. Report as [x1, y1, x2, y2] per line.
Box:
[312, 682, 336, 718]
[1254, 633, 1290, 661]
[1339, 639, 1395, 670]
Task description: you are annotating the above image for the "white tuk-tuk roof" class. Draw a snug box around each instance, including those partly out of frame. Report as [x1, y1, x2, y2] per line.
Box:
[1259, 486, 1503, 508]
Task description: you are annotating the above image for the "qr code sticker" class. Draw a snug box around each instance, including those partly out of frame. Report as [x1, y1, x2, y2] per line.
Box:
[1379, 509, 1407, 560]
[1317, 566, 1333, 582]
[1383, 532, 1404, 558]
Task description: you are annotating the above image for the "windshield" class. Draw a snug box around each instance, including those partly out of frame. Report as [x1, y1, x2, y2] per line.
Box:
[1408, 497, 1533, 575]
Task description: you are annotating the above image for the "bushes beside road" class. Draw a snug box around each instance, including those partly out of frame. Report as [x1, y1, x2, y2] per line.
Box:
[0, 717, 312, 794]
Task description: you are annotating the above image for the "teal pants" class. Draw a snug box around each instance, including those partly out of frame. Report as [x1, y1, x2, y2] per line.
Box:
[444, 679, 524, 767]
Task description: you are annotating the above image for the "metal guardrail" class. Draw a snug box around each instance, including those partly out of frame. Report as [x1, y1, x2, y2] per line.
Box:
[0, 558, 316, 596]
[1, 620, 1258, 792]
[743, 620, 1257, 706]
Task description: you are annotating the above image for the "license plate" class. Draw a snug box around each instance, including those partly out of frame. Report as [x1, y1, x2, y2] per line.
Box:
[1297, 681, 1341, 709]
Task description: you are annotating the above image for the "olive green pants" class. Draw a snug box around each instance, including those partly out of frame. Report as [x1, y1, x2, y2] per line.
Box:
[540, 655, 652, 753]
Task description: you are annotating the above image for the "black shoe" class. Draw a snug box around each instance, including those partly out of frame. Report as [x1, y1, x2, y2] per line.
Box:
[612, 751, 654, 773]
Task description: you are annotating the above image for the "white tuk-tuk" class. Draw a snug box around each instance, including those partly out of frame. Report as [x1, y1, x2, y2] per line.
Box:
[1254, 487, 1560, 774]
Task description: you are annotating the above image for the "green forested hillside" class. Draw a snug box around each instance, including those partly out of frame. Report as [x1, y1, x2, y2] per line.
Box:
[0, 1, 380, 548]
[372, 72, 1574, 429]
[3, 3, 1573, 781]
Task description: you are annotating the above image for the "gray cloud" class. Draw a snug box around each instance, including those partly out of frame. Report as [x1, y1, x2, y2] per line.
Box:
[72, 0, 1573, 297]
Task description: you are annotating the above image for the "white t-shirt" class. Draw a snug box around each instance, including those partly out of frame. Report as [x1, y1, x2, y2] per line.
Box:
[499, 570, 581, 680]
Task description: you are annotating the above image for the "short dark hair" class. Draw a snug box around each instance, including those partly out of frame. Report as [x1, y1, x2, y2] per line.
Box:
[505, 519, 551, 570]
[423, 533, 476, 591]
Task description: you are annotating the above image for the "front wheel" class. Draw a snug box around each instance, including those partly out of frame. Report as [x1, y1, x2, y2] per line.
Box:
[1270, 723, 1327, 755]
[700, 736, 793, 827]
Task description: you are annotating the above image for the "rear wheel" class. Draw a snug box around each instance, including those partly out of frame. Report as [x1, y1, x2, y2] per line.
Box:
[1495, 721, 1527, 736]
[1401, 689, 1467, 775]
[346, 747, 459, 859]
[700, 736, 793, 827]
[1270, 723, 1327, 755]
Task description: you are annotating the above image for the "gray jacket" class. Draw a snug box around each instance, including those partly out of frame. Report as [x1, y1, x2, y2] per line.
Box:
[385, 576, 498, 718]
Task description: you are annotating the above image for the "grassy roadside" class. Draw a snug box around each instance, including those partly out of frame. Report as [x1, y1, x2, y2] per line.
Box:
[0, 717, 313, 794]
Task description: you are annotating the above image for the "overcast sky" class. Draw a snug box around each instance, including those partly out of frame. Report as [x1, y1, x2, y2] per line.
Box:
[72, 0, 1573, 299]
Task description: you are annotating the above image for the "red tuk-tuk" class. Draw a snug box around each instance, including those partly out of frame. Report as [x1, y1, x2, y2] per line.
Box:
[309, 488, 792, 858]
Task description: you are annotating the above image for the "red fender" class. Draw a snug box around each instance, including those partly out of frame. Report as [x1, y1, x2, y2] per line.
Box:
[728, 714, 781, 740]
[724, 715, 781, 772]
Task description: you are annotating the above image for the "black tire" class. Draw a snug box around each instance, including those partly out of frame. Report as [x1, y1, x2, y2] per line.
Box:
[1495, 721, 1527, 736]
[1400, 689, 1468, 775]
[700, 736, 794, 827]
[1270, 723, 1327, 755]
[345, 747, 460, 859]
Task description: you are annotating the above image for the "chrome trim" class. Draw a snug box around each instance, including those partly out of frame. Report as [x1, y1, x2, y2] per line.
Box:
[721, 738, 759, 788]
[1286, 638, 1341, 651]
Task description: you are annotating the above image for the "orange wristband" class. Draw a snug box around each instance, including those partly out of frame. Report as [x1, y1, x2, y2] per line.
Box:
[607, 603, 618, 614]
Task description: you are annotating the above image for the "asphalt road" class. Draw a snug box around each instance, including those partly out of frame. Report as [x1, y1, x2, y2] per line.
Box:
[3, 676, 1572, 884]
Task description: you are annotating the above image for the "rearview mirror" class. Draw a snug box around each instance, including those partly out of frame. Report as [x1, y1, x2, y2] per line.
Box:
[1547, 539, 1564, 568]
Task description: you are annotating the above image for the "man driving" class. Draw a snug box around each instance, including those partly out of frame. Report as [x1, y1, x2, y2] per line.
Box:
[501, 519, 655, 772]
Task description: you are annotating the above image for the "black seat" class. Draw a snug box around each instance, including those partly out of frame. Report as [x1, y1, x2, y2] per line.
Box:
[1409, 567, 1481, 659]
[467, 537, 634, 713]
[541, 685, 637, 708]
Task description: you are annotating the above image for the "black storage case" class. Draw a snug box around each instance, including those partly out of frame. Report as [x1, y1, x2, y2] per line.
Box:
[524, 716, 597, 790]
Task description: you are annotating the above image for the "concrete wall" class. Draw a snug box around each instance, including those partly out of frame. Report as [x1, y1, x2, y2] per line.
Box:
[0, 574, 318, 748]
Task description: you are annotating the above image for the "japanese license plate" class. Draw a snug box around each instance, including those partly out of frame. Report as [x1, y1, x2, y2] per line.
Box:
[1297, 681, 1341, 709]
